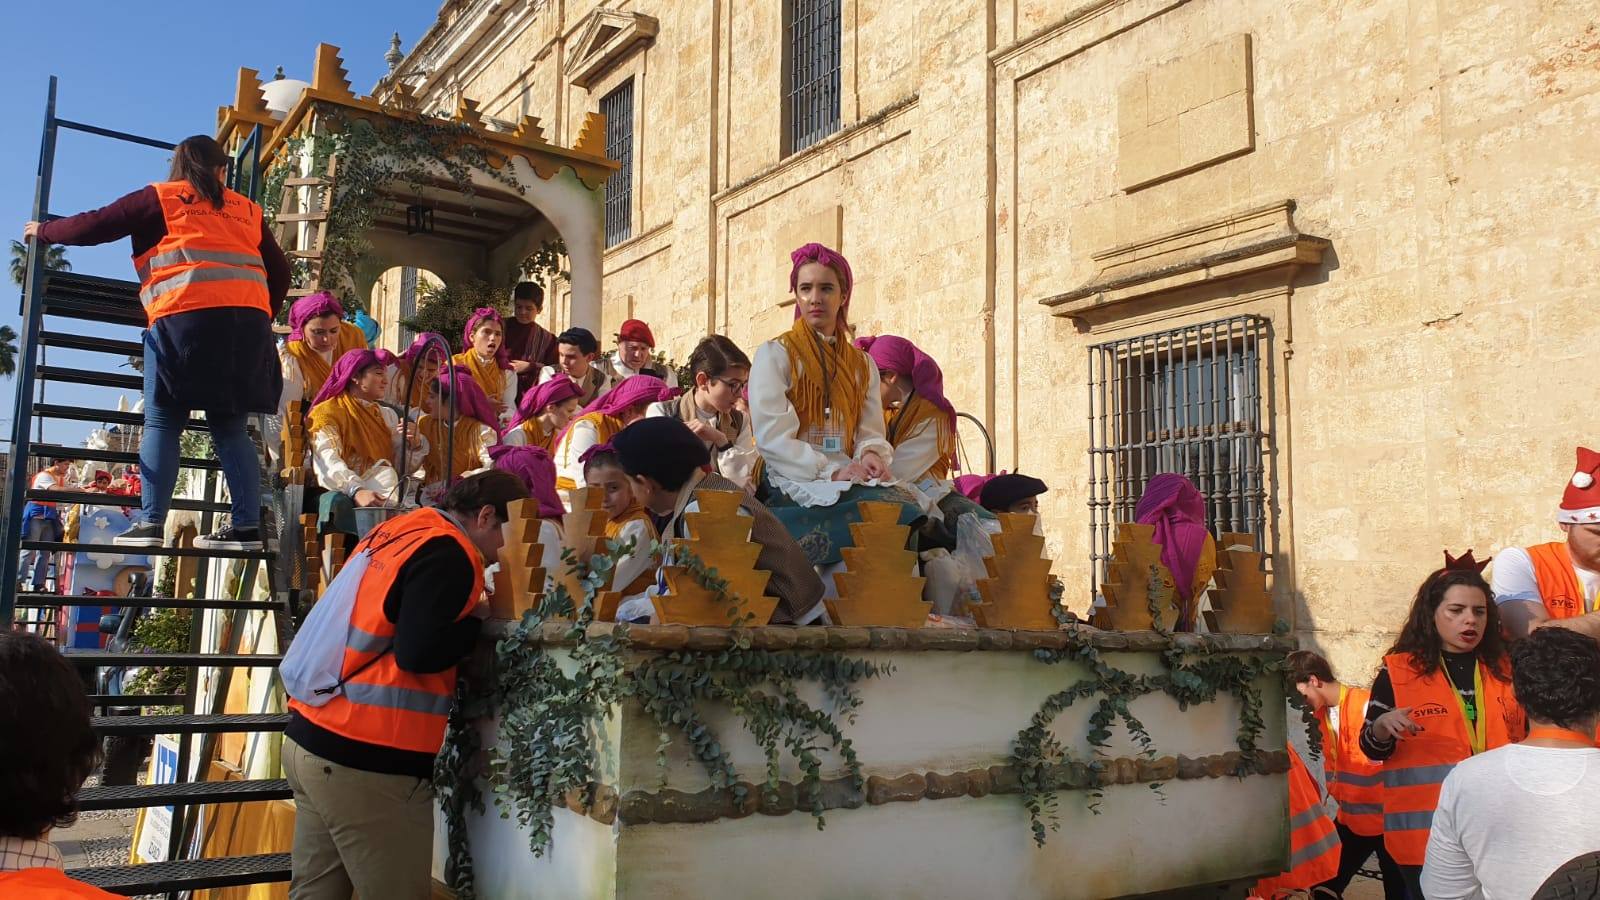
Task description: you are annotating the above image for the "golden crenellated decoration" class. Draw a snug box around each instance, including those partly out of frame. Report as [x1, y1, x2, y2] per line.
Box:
[234, 68, 270, 117]
[572, 111, 608, 159]
[510, 113, 546, 144]
[1207, 532, 1274, 633]
[969, 513, 1059, 630]
[828, 502, 929, 628]
[1096, 523, 1180, 631]
[490, 498, 546, 620]
[320, 533, 347, 598]
[652, 490, 777, 627]
[299, 513, 321, 597]
[452, 96, 487, 131]
[556, 487, 618, 618]
[311, 42, 356, 101]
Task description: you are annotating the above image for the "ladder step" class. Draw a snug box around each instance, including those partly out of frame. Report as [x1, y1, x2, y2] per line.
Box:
[86, 693, 187, 707]
[89, 713, 290, 736]
[31, 404, 209, 431]
[41, 269, 140, 302]
[275, 211, 328, 223]
[15, 593, 279, 611]
[26, 488, 231, 513]
[68, 650, 283, 667]
[281, 176, 331, 187]
[286, 250, 323, 260]
[37, 364, 143, 390]
[23, 540, 273, 561]
[69, 852, 292, 895]
[78, 778, 292, 811]
[39, 331, 144, 356]
[28, 442, 219, 469]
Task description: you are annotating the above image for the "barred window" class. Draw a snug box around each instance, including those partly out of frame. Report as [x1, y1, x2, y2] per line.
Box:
[601, 79, 634, 248]
[784, 0, 841, 155]
[1086, 315, 1274, 597]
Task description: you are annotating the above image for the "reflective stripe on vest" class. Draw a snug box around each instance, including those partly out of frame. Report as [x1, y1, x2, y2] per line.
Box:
[1288, 827, 1341, 870]
[1251, 746, 1340, 896]
[287, 507, 485, 755]
[1323, 686, 1385, 836]
[1380, 653, 1523, 865]
[131, 181, 270, 323]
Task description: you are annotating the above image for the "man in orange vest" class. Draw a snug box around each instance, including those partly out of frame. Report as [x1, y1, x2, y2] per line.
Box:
[1287, 650, 1406, 898]
[0, 631, 121, 898]
[282, 469, 528, 900]
[1249, 745, 1340, 899]
[1496, 447, 1600, 639]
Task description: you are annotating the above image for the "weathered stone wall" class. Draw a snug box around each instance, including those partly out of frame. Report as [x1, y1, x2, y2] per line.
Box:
[399, 0, 1600, 680]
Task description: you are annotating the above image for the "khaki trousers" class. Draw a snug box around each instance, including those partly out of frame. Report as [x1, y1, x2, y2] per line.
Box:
[282, 737, 434, 900]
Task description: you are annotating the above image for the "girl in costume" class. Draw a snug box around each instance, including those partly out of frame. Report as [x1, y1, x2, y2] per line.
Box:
[416, 365, 501, 501]
[386, 331, 446, 418]
[1133, 473, 1215, 632]
[1357, 557, 1525, 900]
[500, 377, 585, 451]
[451, 307, 517, 425]
[580, 444, 659, 621]
[307, 349, 427, 537]
[486, 444, 567, 588]
[553, 374, 680, 492]
[645, 334, 760, 490]
[279, 292, 370, 428]
[747, 243, 924, 614]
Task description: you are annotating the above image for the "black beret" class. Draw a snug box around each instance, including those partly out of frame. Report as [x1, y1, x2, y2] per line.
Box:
[979, 474, 1048, 512]
[612, 417, 711, 490]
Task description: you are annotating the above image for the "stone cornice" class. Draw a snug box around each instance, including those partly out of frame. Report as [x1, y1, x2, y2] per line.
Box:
[550, 749, 1291, 827]
[565, 9, 660, 90]
[502, 620, 1295, 654]
[1040, 200, 1329, 329]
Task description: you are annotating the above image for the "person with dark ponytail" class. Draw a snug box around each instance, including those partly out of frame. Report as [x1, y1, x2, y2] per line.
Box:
[23, 135, 290, 550]
[1358, 553, 1526, 899]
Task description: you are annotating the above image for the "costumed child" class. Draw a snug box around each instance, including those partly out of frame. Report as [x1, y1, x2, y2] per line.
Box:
[451, 307, 517, 425]
[553, 374, 680, 492]
[500, 377, 585, 451]
[486, 444, 568, 591]
[1357, 553, 1525, 900]
[386, 331, 446, 417]
[579, 444, 659, 621]
[307, 348, 427, 538]
[416, 365, 501, 502]
[277, 291, 369, 453]
[747, 243, 924, 615]
[645, 334, 759, 490]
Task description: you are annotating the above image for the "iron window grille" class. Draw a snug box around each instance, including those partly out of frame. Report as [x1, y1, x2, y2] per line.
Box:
[399, 266, 419, 339]
[601, 79, 634, 248]
[783, 0, 841, 155]
[1086, 315, 1275, 600]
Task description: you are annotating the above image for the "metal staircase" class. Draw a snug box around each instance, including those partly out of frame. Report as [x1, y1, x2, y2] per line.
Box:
[1, 79, 295, 896]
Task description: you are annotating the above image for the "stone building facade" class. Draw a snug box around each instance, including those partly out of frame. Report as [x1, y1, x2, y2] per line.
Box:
[377, 0, 1600, 679]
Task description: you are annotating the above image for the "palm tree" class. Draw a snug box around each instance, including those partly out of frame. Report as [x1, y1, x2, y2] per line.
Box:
[0, 325, 18, 378]
[9, 239, 71, 288]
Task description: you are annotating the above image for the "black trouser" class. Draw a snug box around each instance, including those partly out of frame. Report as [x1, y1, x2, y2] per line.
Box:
[1317, 821, 1407, 899]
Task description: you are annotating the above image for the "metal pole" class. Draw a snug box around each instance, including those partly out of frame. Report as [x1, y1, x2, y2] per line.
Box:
[1, 77, 60, 625]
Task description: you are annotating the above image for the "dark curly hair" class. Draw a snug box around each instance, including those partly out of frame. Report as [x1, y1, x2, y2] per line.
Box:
[1386, 567, 1510, 680]
[0, 631, 100, 838]
[1510, 627, 1600, 729]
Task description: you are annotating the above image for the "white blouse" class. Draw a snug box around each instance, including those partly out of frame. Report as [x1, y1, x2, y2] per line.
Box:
[554, 418, 604, 489]
[310, 399, 430, 500]
[748, 336, 894, 507]
[644, 399, 760, 490]
[887, 415, 943, 484]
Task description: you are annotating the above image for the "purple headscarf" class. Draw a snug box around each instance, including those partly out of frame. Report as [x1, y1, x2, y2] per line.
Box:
[488, 444, 566, 519]
[310, 348, 396, 407]
[578, 441, 617, 467]
[855, 335, 954, 418]
[955, 471, 1003, 502]
[437, 365, 501, 428]
[463, 307, 511, 370]
[1134, 473, 1210, 624]
[579, 375, 680, 420]
[400, 332, 448, 364]
[502, 377, 585, 438]
[288, 291, 345, 341]
[789, 242, 853, 299]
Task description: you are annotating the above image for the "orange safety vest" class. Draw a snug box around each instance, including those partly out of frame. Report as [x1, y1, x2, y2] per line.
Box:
[0, 867, 120, 898]
[1251, 745, 1340, 898]
[287, 507, 485, 755]
[1528, 541, 1592, 619]
[1322, 685, 1385, 837]
[131, 181, 270, 324]
[1380, 653, 1523, 865]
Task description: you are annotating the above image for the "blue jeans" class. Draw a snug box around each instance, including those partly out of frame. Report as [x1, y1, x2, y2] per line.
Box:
[20, 516, 60, 590]
[141, 329, 261, 528]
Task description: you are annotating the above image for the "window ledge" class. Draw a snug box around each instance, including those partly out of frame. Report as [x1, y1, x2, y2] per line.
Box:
[1040, 200, 1329, 329]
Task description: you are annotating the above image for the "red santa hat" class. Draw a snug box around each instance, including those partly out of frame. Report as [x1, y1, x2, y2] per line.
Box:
[1558, 447, 1600, 524]
[617, 319, 655, 347]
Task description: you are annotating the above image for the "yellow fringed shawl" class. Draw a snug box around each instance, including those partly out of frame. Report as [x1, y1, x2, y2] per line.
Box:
[776, 317, 870, 457]
[306, 394, 395, 474]
[419, 414, 485, 483]
[886, 394, 959, 481]
[451, 350, 508, 406]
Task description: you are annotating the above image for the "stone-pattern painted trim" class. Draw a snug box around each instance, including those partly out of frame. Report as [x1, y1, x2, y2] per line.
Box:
[552, 750, 1291, 827]
[506, 621, 1295, 655]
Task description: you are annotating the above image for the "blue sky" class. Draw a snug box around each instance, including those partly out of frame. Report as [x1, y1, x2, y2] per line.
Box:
[0, 1, 439, 448]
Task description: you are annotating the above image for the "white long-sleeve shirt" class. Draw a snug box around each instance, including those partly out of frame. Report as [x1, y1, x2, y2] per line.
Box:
[277, 344, 335, 424]
[310, 399, 429, 500]
[554, 417, 605, 489]
[887, 416, 942, 484]
[645, 399, 760, 490]
[748, 336, 894, 506]
[1422, 744, 1600, 899]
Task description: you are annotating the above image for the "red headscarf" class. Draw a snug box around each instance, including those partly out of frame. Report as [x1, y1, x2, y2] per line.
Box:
[1134, 474, 1210, 620]
[487, 445, 566, 519]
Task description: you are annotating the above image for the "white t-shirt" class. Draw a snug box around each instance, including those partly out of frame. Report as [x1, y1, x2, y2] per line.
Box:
[1422, 744, 1600, 900]
[1491, 545, 1600, 613]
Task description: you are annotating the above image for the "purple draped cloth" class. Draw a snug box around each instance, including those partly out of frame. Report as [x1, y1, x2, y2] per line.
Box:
[1134, 473, 1210, 618]
[488, 444, 566, 519]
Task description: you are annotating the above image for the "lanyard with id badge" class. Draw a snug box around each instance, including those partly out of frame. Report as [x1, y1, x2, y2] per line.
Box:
[803, 329, 847, 454]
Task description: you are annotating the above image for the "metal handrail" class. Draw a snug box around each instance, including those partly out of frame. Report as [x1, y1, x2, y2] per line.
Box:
[955, 411, 995, 475]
